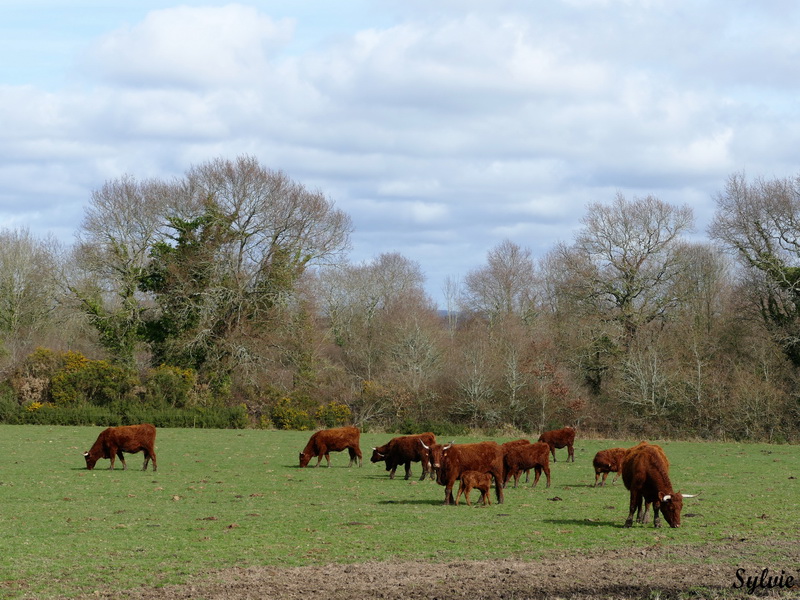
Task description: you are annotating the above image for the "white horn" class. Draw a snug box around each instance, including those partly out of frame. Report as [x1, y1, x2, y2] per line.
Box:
[444, 442, 453, 450]
[83, 452, 89, 457]
[662, 495, 671, 501]
[371, 447, 376, 451]
[419, 440, 429, 449]
[682, 494, 696, 498]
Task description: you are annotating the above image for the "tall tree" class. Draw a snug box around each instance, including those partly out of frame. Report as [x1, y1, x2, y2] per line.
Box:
[555, 193, 694, 348]
[709, 171, 800, 366]
[461, 239, 538, 321]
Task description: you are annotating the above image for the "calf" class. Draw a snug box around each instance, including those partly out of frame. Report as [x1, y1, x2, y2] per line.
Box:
[621, 442, 694, 528]
[538, 426, 575, 462]
[84, 424, 157, 471]
[455, 470, 492, 506]
[592, 447, 628, 487]
[299, 426, 362, 468]
[422, 441, 505, 505]
[503, 441, 551, 488]
[370, 432, 436, 480]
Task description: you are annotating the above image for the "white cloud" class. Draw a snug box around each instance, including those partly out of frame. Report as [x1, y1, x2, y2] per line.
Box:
[83, 5, 294, 89]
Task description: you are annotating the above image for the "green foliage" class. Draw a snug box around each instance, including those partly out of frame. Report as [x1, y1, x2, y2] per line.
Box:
[270, 397, 315, 430]
[315, 401, 352, 428]
[50, 353, 135, 406]
[143, 364, 197, 408]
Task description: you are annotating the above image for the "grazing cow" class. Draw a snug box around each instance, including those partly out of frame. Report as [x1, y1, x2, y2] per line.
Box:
[370, 432, 436, 480]
[299, 426, 362, 468]
[538, 426, 575, 462]
[592, 447, 628, 487]
[455, 470, 492, 506]
[621, 442, 694, 528]
[422, 441, 505, 505]
[83, 424, 157, 471]
[503, 441, 551, 488]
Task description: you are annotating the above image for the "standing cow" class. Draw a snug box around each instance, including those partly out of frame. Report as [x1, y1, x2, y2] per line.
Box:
[538, 426, 575, 462]
[592, 447, 628, 487]
[84, 424, 157, 471]
[371, 432, 436, 480]
[621, 442, 694, 528]
[503, 441, 551, 488]
[299, 426, 362, 468]
[422, 441, 505, 505]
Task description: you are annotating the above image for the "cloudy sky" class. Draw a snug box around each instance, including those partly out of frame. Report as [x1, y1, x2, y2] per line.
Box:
[2, 1, 799, 306]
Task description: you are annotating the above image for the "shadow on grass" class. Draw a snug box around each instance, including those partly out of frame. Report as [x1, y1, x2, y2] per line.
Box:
[543, 518, 619, 527]
[378, 499, 443, 506]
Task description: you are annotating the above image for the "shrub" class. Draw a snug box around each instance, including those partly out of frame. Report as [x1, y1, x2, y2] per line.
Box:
[51, 356, 136, 406]
[316, 401, 352, 428]
[270, 398, 315, 430]
[144, 365, 196, 408]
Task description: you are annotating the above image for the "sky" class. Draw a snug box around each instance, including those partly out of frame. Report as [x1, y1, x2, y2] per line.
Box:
[2, 1, 800, 307]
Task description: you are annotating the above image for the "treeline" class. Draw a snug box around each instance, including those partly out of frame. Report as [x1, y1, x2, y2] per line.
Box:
[1, 157, 799, 440]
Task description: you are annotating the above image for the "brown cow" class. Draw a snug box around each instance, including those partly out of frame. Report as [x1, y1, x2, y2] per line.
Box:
[503, 441, 551, 488]
[592, 447, 628, 487]
[455, 470, 492, 506]
[299, 426, 362, 468]
[370, 432, 436, 480]
[538, 426, 575, 462]
[621, 442, 694, 528]
[83, 424, 157, 471]
[501, 439, 531, 482]
[422, 441, 505, 505]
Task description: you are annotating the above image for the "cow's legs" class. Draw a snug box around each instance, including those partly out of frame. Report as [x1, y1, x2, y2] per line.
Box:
[625, 491, 641, 527]
[568, 444, 575, 462]
[493, 469, 504, 504]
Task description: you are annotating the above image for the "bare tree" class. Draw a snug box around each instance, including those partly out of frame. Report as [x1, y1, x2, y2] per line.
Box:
[556, 193, 694, 348]
[0, 228, 62, 369]
[709, 171, 800, 366]
[461, 240, 538, 321]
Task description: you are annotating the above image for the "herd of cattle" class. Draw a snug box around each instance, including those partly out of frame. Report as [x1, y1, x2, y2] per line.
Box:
[84, 423, 693, 528]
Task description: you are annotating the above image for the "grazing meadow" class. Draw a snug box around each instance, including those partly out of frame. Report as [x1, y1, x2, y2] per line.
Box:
[0, 425, 798, 598]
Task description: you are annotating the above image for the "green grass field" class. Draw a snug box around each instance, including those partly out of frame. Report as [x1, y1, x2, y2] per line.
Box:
[0, 425, 798, 598]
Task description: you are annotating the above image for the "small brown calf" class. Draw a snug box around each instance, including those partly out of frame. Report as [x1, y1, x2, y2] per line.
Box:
[455, 470, 492, 506]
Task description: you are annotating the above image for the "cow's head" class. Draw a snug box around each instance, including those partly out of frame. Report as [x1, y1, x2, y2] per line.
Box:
[659, 492, 692, 527]
[83, 451, 97, 470]
[298, 451, 311, 468]
[370, 447, 385, 463]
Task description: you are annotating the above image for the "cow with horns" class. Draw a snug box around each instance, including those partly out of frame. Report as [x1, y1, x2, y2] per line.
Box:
[370, 432, 436, 480]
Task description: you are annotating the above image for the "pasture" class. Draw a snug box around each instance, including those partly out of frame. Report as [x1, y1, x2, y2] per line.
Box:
[0, 425, 798, 599]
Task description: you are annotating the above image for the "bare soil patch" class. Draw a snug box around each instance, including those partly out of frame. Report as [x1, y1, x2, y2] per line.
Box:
[73, 540, 800, 600]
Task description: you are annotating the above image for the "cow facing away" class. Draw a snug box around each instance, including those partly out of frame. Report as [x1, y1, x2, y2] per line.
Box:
[503, 441, 551, 488]
[84, 424, 157, 471]
[370, 432, 436, 480]
[621, 442, 694, 528]
[456, 470, 492, 506]
[299, 426, 362, 468]
[422, 441, 505, 505]
[592, 447, 628, 487]
[538, 426, 575, 462]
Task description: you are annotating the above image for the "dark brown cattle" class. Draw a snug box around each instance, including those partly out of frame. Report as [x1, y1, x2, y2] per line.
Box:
[621, 442, 694, 528]
[455, 470, 492, 506]
[501, 439, 531, 481]
[370, 432, 436, 480]
[422, 441, 505, 505]
[592, 447, 628, 487]
[299, 426, 362, 468]
[503, 441, 551, 488]
[538, 426, 575, 462]
[84, 424, 157, 471]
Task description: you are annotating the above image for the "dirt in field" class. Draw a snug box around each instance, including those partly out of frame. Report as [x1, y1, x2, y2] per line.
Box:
[72, 540, 800, 600]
